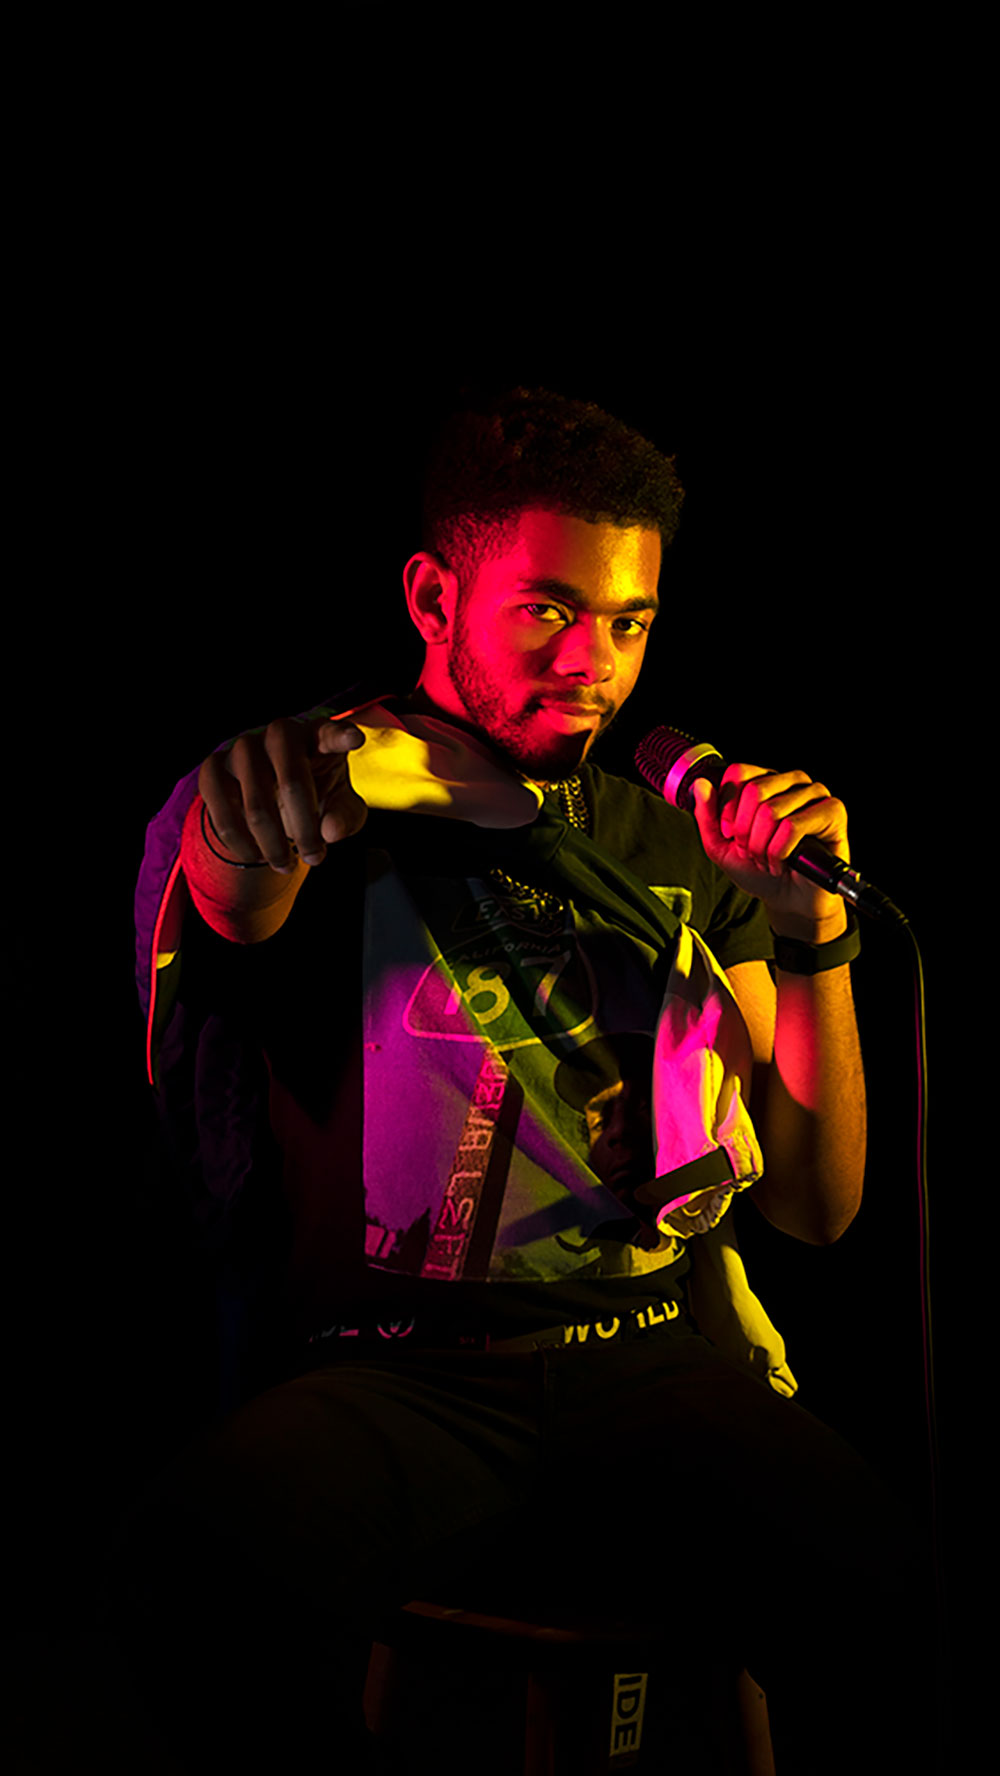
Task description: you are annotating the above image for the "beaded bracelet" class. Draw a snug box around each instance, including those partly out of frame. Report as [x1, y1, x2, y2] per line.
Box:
[770, 911, 861, 975]
[200, 800, 272, 869]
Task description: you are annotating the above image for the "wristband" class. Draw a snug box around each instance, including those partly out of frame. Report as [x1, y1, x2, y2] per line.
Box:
[770, 910, 861, 975]
[200, 800, 271, 869]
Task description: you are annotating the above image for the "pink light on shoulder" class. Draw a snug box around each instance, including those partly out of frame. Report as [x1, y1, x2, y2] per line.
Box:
[146, 850, 186, 1087]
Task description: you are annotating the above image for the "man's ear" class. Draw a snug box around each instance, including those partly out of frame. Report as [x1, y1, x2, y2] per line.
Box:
[402, 552, 459, 644]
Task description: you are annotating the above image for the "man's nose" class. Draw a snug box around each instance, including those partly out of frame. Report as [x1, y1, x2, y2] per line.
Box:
[552, 620, 614, 683]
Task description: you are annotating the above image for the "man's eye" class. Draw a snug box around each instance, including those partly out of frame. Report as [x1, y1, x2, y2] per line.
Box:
[520, 604, 651, 635]
[523, 603, 567, 623]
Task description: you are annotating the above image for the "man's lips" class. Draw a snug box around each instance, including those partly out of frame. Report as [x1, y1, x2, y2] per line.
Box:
[535, 696, 612, 718]
[536, 704, 607, 734]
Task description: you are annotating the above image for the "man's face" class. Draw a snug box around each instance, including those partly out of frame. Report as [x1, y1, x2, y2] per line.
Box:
[584, 1078, 655, 1196]
[441, 510, 661, 779]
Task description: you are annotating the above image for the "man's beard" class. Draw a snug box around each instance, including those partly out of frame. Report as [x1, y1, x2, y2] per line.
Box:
[446, 627, 616, 780]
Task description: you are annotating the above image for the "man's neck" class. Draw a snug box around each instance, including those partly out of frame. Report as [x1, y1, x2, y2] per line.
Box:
[401, 686, 529, 779]
[401, 685, 484, 745]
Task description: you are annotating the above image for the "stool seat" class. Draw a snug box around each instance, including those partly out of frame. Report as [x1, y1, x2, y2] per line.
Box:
[390, 1596, 665, 1651]
[366, 1597, 775, 1775]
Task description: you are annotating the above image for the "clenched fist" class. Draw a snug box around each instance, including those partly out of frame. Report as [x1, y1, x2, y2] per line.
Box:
[690, 763, 850, 938]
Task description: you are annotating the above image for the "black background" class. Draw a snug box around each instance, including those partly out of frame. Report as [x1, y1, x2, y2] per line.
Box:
[18, 329, 956, 1618]
[9, 59, 969, 1756]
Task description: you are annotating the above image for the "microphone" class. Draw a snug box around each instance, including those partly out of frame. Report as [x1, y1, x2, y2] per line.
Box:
[635, 725, 907, 924]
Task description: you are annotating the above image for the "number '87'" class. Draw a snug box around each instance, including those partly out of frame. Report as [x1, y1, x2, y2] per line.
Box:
[443, 955, 572, 1026]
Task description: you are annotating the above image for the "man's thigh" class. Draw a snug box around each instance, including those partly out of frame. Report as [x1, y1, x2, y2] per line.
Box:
[103, 1350, 553, 1769]
[533, 1335, 925, 1711]
[115, 1350, 547, 1632]
[540, 1332, 909, 1579]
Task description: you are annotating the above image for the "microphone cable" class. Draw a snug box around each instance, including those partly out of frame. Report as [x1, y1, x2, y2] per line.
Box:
[635, 723, 949, 1767]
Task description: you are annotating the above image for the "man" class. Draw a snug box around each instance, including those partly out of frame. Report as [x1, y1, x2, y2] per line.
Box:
[121, 388, 920, 1773]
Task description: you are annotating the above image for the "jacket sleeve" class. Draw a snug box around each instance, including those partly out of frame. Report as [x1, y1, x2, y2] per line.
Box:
[135, 765, 201, 1088]
[687, 1215, 798, 1397]
[635, 922, 763, 1238]
[638, 922, 797, 1396]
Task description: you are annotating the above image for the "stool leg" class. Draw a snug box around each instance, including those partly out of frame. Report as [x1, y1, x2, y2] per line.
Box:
[737, 1670, 775, 1776]
[689, 1663, 775, 1776]
[364, 1640, 409, 1743]
[524, 1671, 558, 1776]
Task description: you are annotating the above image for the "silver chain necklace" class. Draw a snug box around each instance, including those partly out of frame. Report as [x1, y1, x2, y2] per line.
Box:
[553, 775, 588, 832]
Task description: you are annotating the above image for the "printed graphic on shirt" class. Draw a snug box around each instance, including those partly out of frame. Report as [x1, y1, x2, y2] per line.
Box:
[361, 850, 684, 1285]
[420, 1047, 517, 1280]
[404, 914, 595, 1047]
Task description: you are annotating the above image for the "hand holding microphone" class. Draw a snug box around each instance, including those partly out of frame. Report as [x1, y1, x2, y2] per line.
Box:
[635, 727, 906, 926]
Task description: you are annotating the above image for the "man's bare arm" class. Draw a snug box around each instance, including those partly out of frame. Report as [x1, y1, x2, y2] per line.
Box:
[726, 953, 865, 1244]
[182, 715, 368, 944]
[692, 763, 865, 1245]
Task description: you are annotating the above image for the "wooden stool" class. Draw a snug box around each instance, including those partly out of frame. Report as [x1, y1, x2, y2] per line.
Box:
[365, 1597, 775, 1775]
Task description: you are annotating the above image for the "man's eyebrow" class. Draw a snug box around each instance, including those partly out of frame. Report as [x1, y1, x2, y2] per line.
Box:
[514, 576, 659, 614]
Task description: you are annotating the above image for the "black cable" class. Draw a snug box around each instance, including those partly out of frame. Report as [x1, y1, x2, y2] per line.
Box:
[899, 919, 949, 1769]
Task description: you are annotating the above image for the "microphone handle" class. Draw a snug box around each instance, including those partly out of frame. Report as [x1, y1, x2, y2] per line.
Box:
[672, 752, 907, 925]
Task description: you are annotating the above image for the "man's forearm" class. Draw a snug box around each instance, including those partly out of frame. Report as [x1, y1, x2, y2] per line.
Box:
[753, 956, 866, 1244]
[181, 794, 309, 944]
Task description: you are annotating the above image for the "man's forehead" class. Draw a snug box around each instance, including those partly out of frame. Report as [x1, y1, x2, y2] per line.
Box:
[484, 508, 662, 603]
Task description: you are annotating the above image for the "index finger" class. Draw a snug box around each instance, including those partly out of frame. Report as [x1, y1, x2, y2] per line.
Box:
[263, 720, 356, 864]
[314, 720, 367, 755]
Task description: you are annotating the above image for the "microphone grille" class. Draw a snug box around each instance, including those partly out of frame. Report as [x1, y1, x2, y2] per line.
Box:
[635, 726, 699, 790]
[635, 726, 724, 811]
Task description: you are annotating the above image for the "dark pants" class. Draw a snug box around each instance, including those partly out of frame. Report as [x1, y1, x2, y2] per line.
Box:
[103, 1329, 934, 1773]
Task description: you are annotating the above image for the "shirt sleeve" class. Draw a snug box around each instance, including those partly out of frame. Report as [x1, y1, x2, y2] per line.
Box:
[700, 876, 774, 972]
[582, 764, 774, 973]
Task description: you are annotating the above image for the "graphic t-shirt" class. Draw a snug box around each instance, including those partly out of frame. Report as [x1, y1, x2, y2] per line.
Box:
[225, 763, 771, 1349]
[148, 700, 779, 1365]
[360, 843, 683, 1285]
